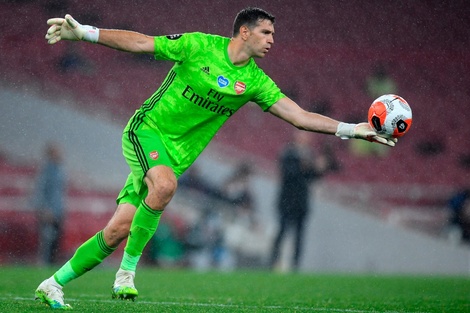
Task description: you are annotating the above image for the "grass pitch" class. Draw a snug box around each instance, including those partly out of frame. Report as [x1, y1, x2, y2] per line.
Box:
[1, 266, 468, 312]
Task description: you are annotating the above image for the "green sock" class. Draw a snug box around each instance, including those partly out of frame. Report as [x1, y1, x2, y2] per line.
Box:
[54, 230, 115, 286]
[53, 262, 77, 287]
[122, 200, 162, 271]
[120, 251, 141, 272]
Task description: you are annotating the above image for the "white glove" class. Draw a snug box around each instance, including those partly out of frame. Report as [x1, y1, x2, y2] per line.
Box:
[45, 14, 99, 45]
[335, 122, 397, 147]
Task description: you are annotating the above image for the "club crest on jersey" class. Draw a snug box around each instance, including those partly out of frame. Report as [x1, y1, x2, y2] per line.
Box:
[217, 75, 229, 88]
[149, 151, 159, 160]
[234, 81, 246, 94]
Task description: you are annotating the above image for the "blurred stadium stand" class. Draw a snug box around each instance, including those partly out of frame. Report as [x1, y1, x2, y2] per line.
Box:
[1, 1, 469, 267]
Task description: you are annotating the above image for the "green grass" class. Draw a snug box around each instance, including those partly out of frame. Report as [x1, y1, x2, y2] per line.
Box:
[1, 266, 469, 312]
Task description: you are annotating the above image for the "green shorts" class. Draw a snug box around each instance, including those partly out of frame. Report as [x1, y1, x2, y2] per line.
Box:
[116, 127, 173, 208]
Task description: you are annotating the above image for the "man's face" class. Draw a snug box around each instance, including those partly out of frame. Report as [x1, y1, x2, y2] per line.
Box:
[245, 19, 275, 58]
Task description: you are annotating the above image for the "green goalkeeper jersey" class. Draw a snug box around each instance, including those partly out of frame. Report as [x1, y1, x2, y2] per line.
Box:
[124, 32, 285, 177]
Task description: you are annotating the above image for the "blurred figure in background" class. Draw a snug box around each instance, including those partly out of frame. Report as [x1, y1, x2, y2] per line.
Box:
[223, 162, 256, 222]
[447, 188, 470, 245]
[178, 165, 224, 200]
[33, 143, 67, 265]
[269, 131, 334, 271]
[223, 162, 266, 268]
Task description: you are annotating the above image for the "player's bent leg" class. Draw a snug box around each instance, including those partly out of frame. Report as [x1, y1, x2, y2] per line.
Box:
[123, 166, 176, 258]
[113, 166, 177, 301]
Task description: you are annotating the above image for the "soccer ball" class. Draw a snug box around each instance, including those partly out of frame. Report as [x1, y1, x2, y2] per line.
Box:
[368, 94, 412, 138]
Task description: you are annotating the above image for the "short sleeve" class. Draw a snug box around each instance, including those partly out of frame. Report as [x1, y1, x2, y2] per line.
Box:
[153, 32, 204, 62]
[253, 74, 285, 111]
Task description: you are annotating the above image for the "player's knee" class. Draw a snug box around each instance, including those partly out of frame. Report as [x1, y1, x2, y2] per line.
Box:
[151, 177, 177, 202]
[145, 169, 177, 210]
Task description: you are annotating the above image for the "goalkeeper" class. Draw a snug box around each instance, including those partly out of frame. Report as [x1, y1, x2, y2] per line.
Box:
[35, 7, 396, 310]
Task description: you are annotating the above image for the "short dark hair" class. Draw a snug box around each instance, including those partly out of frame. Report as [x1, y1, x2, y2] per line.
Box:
[232, 7, 275, 37]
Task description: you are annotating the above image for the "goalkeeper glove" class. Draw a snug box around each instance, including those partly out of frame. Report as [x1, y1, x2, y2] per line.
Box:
[45, 14, 99, 44]
[335, 122, 397, 147]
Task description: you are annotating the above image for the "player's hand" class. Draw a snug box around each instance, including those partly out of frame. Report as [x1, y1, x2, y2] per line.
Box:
[336, 122, 397, 147]
[45, 14, 99, 44]
[45, 14, 84, 44]
[353, 123, 397, 146]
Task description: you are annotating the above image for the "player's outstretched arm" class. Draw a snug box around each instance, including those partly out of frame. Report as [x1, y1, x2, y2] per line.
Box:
[45, 14, 154, 54]
[269, 97, 396, 147]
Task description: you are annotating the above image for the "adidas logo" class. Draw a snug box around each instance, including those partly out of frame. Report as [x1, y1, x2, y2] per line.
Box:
[201, 66, 210, 75]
